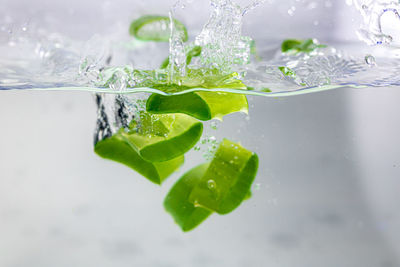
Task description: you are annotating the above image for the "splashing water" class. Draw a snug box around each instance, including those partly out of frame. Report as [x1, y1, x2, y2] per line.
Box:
[352, 0, 400, 45]
[168, 0, 265, 82]
[193, 0, 251, 71]
[1, 0, 400, 97]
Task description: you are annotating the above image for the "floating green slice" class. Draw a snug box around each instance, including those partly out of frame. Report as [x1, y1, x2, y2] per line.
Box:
[122, 112, 203, 162]
[129, 15, 188, 42]
[95, 134, 184, 185]
[164, 163, 213, 232]
[281, 38, 326, 54]
[189, 139, 258, 214]
[146, 91, 248, 121]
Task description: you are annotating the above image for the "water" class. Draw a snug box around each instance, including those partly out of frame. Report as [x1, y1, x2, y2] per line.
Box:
[1, 0, 400, 266]
[2, 89, 400, 267]
[352, 0, 400, 45]
[1, 1, 400, 96]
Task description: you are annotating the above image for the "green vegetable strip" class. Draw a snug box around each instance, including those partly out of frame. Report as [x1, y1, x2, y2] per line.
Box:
[129, 15, 188, 42]
[146, 92, 248, 121]
[123, 113, 203, 162]
[95, 134, 184, 185]
[189, 139, 258, 214]
[164, 163, 213, 232]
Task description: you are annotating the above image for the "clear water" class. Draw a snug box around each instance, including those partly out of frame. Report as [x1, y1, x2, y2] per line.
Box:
[1, 0, 400, 267]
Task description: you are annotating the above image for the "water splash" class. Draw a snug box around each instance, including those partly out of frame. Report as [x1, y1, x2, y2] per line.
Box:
[2, 1, 400, 97]
[194, 0, 250, 71]
[93, 91, 147, 144]
[168, 0, 264, 81]
[352, 0, 400, 45]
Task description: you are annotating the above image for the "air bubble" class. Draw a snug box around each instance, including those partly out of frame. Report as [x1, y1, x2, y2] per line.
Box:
[365, 54, 376, 66]
[210, 121, 219, 130]
[207, 179, 217, 190]
[208, 136, 217, 143]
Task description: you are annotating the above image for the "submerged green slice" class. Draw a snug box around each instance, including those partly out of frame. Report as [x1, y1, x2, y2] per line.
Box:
[164, 163, 212, 232]
[129, 15, 188, 42]
[146, 91, 248, 121]
[95, 134, 184, 185]
[189, 139, 259, 214]
[281, 38, 326, 54]
[123, 112, 203, 162]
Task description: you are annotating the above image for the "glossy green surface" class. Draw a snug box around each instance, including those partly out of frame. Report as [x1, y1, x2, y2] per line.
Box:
[164, 163, 213, 232]
[189, 139, 259, 214]
[95, 134, 184, 185]
[146, 91, 248, 121]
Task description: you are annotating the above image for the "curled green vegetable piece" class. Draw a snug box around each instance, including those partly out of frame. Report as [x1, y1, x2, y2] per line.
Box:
[189, 139, 258, 214]
[164, 161, 254, 231]
[129, 15, 188, 42]
[95, 134, 184, 185]
[146, 91, 248, 121]
[123, 112, 203, 162]
[164, 163, 213, 232]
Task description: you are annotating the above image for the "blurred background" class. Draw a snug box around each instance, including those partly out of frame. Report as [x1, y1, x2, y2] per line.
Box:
[0, 0, 400, 267]
[0, 0, 370, 41]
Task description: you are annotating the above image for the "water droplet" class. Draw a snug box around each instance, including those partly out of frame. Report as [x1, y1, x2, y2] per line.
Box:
[365, 54, 376, 66]
[210, 121, 219, 130]
[194, 146, 201, 151]
[207, 179, 217, 190]
[208, 136, 217, 143]
[254, 183, 261, 190]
